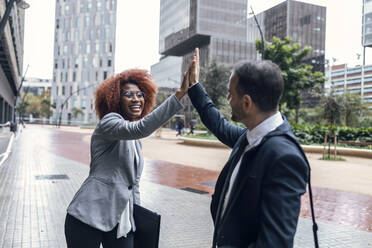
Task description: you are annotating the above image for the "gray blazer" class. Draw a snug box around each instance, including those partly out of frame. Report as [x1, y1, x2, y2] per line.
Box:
[67, 95, 183, 231]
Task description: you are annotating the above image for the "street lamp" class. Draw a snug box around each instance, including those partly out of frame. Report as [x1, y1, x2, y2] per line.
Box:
[0, 0, 30, 35]
[249, 6, 264, 60]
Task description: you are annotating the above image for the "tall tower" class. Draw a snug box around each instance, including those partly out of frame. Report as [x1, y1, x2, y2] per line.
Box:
[52, 0, 117, 125]
[363, 0, 372, 65]
[152, 0, 255, 88]
[247, 0, 326, 73]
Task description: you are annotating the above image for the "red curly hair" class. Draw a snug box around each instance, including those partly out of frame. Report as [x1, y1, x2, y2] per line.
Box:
[95, 69, 158, 120]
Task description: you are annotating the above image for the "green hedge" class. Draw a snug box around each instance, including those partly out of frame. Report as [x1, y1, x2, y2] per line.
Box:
[291, 124, 372, 145]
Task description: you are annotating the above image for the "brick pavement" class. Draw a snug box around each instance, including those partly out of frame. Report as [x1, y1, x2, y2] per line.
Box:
[0, 126, 372, 247]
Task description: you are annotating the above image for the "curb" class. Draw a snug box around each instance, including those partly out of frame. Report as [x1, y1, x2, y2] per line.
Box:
[0, 132, 15, 166]
[180, 137, 372, 159]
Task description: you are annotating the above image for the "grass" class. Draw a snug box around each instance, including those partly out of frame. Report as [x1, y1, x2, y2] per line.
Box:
[319, 155, 346, 161]
[184, 133, 218, 140]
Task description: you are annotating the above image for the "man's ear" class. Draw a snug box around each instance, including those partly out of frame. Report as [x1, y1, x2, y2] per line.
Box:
[242, 94, 252, 112]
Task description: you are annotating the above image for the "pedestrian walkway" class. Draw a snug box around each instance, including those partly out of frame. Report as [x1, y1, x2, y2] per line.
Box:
[0, 125, 371, 247]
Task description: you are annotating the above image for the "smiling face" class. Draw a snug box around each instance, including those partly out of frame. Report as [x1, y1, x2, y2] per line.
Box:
[120, 83, 145, 121]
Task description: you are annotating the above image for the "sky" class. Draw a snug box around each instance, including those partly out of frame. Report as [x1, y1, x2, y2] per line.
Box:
[22, 0, 367, 79]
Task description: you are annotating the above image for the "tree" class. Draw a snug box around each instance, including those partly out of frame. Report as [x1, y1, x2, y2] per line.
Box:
[200, 61, 231, 110]
[40, 90, 53, 118]
[343, 92, 368, 126]
[255, 37, 326, 122]
[71, 107, 84, 119]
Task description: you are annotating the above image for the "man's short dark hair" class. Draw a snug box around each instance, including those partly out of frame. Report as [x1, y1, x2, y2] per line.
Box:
[234, 60, 284, 112]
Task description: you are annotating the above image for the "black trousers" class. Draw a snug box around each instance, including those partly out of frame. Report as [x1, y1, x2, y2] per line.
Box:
[65, 213, 134, 248]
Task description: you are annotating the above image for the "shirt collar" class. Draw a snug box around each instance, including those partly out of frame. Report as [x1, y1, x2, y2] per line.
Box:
[246, 111, 283, 146]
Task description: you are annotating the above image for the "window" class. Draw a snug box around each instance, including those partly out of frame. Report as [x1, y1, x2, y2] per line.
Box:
[54, 60, 58, 69]
[56, 86, 59, 96]
[77, 86, 79, 96]
[73, 72, 76, 81]
[56, 19, 60, 29]
[107, 59, 111, 67]
[80, 2, 84, 12]
[83, 57, 88, 68]
[95, 43, 100, 53]
[300, 15, 311, 26]
[99, 59, 102, 67]
[97, 1, 102, 10]
[103, 71, 107, 79]
[70, 86, 73, 96]
[62, 59, 65, 69]
[62, 86, 65, 95]
[65, 72, 68, 82]
[96, 71, 99, 80]
[105, 28, 111, 39]
[75, 58, 79, 68]
[88, 1, 92, 11]
[86, 43, 90, 54]
[82, 99, 86, 109]
[85, 16, 90, 27]
[64, 45, 68, 55]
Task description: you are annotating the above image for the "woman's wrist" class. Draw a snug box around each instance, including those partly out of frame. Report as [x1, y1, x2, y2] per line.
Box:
[174, 90, 186, 100]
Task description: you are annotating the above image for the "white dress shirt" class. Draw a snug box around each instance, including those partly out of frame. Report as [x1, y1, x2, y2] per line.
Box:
[221, 112, 283, 216]
[117, 140, 139, 238]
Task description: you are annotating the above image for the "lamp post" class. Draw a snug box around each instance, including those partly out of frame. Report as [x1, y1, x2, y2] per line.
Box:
[12, 64, 28, 127]
[249, 6, 264, 60]
[0, 0, 30, 35]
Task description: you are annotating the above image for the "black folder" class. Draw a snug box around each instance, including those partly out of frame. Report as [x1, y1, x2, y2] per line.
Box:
[133, 204, 161, 248]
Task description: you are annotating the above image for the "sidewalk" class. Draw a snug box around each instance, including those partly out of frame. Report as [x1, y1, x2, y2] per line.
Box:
[0, 125, 371, 247]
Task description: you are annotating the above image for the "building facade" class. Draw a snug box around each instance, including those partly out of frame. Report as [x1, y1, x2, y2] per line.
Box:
[152, 0, 256, 121]
[247, 0, 326, 72]
[21, 78, 52, 96]
[363, 0, 372, 48]
[52, 0, 117, 125]
[0, 1, 26, 124]
[325, 64, 372, 108]
[154, 0, 255, 87]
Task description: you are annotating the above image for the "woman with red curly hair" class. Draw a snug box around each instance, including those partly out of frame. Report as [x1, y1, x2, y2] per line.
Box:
[64, 68, 189, 248]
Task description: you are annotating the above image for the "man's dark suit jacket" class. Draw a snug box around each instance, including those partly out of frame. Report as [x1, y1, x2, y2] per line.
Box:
[188, 83, 310, 248]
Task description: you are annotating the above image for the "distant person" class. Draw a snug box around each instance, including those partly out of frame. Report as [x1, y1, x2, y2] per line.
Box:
[176, 118, 185, 136]
[64, 69, 190, 248]
[188, 119, 196, 135]
[186, 48, 316, 248]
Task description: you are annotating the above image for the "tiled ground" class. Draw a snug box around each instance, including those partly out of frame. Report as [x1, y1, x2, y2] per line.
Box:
[0, 126, 372, 247]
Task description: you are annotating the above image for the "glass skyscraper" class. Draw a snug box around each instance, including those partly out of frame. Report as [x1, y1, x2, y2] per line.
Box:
[52, 0, 117, 125]
[247, 0, 326, 72]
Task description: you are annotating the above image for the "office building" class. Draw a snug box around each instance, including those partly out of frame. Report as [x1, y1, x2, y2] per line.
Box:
[0, 1, 26, 124]
[325, 64, 372, 108]
[247, 0, 326, 72]
[21, 78, 52, 97]
[152, 0, 255, 121]
[52, 0, 117, 125]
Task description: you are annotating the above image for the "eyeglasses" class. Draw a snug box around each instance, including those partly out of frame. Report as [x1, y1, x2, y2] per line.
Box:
[122, 91, 145, 99]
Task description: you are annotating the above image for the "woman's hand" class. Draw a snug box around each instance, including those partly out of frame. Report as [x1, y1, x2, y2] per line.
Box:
[174, 48, 199, 100]
[174, 65, 190, 100]
[189, 48, 199, 86]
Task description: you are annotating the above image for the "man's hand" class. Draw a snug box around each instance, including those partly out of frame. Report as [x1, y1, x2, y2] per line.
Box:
[189, 48, 199, 85]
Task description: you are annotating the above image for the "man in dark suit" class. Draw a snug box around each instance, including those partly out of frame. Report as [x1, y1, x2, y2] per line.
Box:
[186, 48, 311, 248]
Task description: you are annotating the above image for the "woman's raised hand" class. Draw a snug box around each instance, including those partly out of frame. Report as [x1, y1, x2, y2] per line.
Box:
[189, 48, 199, 86]
[174, 48, 199, 100]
